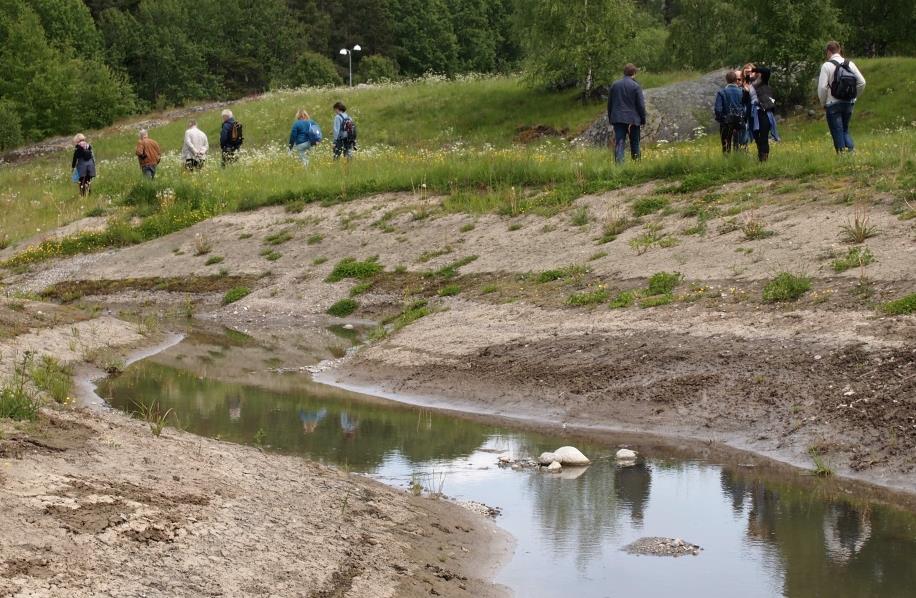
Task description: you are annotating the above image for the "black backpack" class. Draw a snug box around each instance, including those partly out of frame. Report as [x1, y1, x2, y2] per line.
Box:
[830, 60, 859, 101]
[230, 121, 244, 148]
[341, 116, 357, 143]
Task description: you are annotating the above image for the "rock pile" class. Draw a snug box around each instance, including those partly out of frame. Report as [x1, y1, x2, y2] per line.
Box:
[623, 537, 702, 557]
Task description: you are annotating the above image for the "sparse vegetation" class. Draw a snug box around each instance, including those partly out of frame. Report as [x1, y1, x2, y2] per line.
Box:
[307, 234, 324, 245]
[839, 206, 879, 244]
[193, 235, 212, 256]
[882, 293, 916, 315]
[132, 400, 174, 438]
[570, 207, 590, 226]
[426, 255, 478, 279]
[222, 286, 252, 305]
[326, 257, 383, 282]
[597, 214, 635, 244]
[741, 217, 775, 241]
[566, 287, 609, 307]
[632, 196, 669, 217]
[438, 285, 461, 297]
[808, 447, 833, 477]
[264, 230, 294, 246]
[762, 273, 811, 303]
[349, 282, 373, 296]
[260, 249, 282, 261]
[0, 355, 39, 421]
[610, 291, 636, 308]
[205, 255, 224, 266]
[639, 293, 673, 308]
[646, 272, 682, 296]
[536, 265, 586, 283]
[832, 246, 875, 273]
[30, 356, 72, 404]
[418, 247, 453, 263]
[327, 298, 358, 317]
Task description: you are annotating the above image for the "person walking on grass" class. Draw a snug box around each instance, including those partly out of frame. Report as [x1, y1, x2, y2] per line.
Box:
[135, 129, 161, 179]
[71, 133, 95, 197]
[181, 120, 209, 171]
[742, 64, 780, 162]
[715, 71, 745, 154]
[288, 109, 321, 167]
[818, 40, 866, 154]
[607, 63, 646, 164]
[219, 109, 243, 167]
[332, 102, 356, 161]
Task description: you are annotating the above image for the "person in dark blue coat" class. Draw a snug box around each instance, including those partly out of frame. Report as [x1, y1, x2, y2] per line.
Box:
[219, 109, 243, 167]
[714, 71, 745, 153]
[607, 63, 646, 164]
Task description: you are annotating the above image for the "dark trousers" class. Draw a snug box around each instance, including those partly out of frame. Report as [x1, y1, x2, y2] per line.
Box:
[221, 148, 238, 167]
[142, 165, 156, 179]
[753, 109, 771, 161]
[612, 123, 640, 163]
[826, 102, 855, 152]
[719, 122, 740, 153]
[185, 158, 204, 171]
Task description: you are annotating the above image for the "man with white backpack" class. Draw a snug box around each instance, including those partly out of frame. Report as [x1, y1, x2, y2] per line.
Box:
[818, 40, 866, 154]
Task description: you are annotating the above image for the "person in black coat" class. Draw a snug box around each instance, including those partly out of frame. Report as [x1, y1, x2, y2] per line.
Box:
[607, 63, 647, 164]
[742, 65, 778, 162]
[71, 133, 96, 197]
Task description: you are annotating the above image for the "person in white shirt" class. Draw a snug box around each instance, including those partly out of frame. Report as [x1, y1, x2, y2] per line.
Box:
[181, 119, 209, 171]
[817, 41, 866, 153]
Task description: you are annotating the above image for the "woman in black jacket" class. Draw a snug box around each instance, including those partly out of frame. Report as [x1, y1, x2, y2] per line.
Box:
[742, 65, 778, 162]
[71, 133, 96, 196]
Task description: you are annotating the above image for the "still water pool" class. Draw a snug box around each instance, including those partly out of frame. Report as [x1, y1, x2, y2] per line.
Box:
[96, 333, 916, 598]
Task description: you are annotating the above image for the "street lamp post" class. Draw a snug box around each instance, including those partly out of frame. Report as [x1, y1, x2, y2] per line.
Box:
[339, 44, 362, 87]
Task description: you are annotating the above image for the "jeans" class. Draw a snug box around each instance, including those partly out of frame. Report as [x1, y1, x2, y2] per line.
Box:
[292, 141, 312, 166]
[826, 102, 855, 153]
[333, 139, 353, 160]
[612, 123, 640, 163]
[142, 165, 156, 179]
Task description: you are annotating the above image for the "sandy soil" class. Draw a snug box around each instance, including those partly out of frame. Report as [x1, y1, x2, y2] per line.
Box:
[1, 175, 915, 594]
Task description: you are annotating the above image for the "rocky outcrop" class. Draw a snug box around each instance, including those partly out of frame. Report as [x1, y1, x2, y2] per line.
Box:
[573, 69, 731, 147]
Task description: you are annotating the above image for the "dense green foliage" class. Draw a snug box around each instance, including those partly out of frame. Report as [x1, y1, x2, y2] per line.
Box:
[0, 0, 911, 149]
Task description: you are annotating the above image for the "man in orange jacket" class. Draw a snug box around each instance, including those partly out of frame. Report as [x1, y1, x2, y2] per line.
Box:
[135, 129, 162, 179]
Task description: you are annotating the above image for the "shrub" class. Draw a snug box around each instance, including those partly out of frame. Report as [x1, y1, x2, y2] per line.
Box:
[326, 257, 383, 282]
[0, 100, 23, 151]
[632, 196, 669, 217]
[646, 271, 682, 296]
[762, 273, 811, 303]
[276, 52, 342, 88]
[359, 55, 398, 83]
[882, 293, 916, 315]
[0, 383, 38, 421]
[327, 298, 358, 317]
[223, 286, 251, 305]
[610, 291, 636, 308]
[832, 246, 875, 273]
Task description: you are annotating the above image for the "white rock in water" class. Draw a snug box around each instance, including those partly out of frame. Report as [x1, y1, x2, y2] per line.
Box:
[546, 461, 562, 472]
[616, 448, 638, 461]
[497, 453, 514, 464]
[538, 452, 558, 466]
[553, 446, 591, 466]
[343, 324, 354, 330]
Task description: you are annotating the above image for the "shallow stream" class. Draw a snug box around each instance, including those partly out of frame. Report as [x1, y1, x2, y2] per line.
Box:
[96, 330, 916, 598]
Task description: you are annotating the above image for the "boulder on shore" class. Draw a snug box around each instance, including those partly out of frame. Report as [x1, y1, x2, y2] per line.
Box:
[553, 446, 590, 466]
[538, 452, 559, 466]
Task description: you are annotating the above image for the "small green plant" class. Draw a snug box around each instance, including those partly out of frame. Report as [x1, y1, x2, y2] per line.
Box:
[313, 256, 328, 265]
[238, 232, 253, 240]
[588, 251, 608, 261]
[409, 474, 423, 496]
[259, 248, 282, 261]
[808, 447, 833, 477]
[741, 218, 775, 240]
[307, 233, 324, 245]
[205, 255, 224, 266]
[132, 400, 174, 437]
[481, 283, 498, 294]
[882, 293, 916, 315]
[646, 271, 682, 296]
[264, 230, 294, 245]
[222, 286, 251, 305]
[597, 215, 634, 244]
[762, 273, 811, 303]
[418, 246, 453, 263]
[536, 265, 586, 283]
[426, 255, 477, 279]
[254, 428, 267, 447]
[610, 291, 635, 308]
[438, 284, 460, 297]
[508, 221, 523, 231]
[639, 293, 673, 308]
[570, 206, 590, 226]
[327, 298, 358, 317]
[632, 196, 668, 217]
[30, 355, 73, 404]
[349, 281, 373, 296]
[459, 222, 475, 233]
[326, 257, 383, 282]
[839, 205, 879, 244]
[832, 246, 875, 273]
[566, 287, 609, 306]
[0, 355, 39, 421]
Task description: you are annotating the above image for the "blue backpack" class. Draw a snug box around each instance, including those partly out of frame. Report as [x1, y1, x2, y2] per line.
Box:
[307, 122, 323, 144]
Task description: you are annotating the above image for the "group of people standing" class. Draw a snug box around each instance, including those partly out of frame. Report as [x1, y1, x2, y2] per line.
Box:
[607, 40, 867, 165]
[69, 102, 355, 194]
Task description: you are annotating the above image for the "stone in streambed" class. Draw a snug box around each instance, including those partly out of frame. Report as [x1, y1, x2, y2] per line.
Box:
[538, 452, 558, 466]
[615, 448, 638, 461]
[553, 446, 590, 466]
[546, 461, 562, 472]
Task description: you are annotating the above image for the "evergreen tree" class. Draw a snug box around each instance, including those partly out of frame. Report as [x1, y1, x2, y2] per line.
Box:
[388, 0, 459, 75]
[833, 0, 916, 57]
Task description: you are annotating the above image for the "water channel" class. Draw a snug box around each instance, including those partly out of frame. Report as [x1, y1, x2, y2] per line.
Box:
[95, 329, 916, 598]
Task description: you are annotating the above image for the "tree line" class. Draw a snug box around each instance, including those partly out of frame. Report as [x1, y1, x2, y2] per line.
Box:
[0, 0, 912, 150]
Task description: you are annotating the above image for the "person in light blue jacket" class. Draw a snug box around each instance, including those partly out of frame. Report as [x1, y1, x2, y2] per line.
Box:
[332, 102, 356, 160]
[288, 109, 315, 166]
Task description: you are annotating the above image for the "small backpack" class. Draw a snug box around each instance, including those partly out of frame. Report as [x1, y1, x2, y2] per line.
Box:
[341, 116, 357, 142]
[829, 60, 859, 101]
[307, 122, 323, 144]
[230, 121, 244, 148]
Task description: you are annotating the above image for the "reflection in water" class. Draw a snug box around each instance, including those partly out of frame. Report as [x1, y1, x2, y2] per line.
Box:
[100, 355, 916, 598]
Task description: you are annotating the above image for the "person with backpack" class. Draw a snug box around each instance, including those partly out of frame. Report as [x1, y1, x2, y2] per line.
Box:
[288, 109, 322, 167]
[715, 71, 745, 154]
[332, 102, 356, 161]
[607, 63, 646, 164]
[219, 109, 243, 167]
[818, 41, 866, 154]
[71, 133, 95, 197]
[135, 129, 161, 179]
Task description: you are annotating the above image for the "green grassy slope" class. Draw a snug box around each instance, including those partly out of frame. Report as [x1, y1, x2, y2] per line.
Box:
[0, 59, 912, 253]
